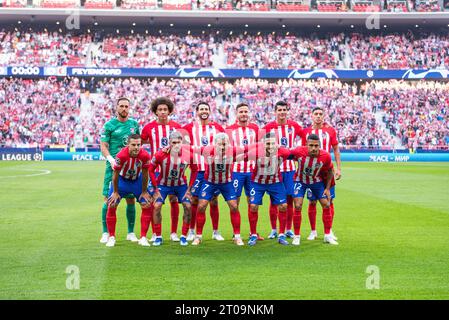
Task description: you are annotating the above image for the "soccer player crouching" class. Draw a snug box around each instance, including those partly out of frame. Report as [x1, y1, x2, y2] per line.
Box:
[289, 134, 337, 246]
[192, 132, 247, 246]
[105, 134, 154, 247]
[247, 132, 291, 246]
[148, 132, 197, 247]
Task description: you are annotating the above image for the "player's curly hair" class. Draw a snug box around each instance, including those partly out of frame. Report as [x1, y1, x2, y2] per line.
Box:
[151, 97, 174, 114]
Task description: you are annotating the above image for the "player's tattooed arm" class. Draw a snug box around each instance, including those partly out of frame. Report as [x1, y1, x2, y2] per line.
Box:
[139, 168, 152, 205]
[108, 170, 121, 207]
[323, 167, 334, 201]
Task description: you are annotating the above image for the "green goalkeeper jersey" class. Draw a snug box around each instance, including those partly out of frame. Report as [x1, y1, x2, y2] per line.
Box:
[100, 118, 140, 158]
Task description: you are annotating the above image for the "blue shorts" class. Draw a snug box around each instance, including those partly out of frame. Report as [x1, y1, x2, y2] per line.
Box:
[232, 172, 252, 198]
[108, 175, 154, 205]
[155, 184, 190, 204]
[191, 171, 219, 198]
[281, 171, 296, 196]
[292, 181, 327, 200]
[199, 181, 237, 202]
[249, 182, 287, 206]
[307, 185, 336, 201]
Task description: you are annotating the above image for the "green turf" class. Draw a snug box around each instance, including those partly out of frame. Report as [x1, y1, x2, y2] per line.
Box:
[0, 161, 448, 299]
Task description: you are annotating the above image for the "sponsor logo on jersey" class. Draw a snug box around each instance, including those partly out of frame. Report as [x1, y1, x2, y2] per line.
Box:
[170, 169, 178, 177]
[242, 138, 249, 145]
[201, 136, 209, 146]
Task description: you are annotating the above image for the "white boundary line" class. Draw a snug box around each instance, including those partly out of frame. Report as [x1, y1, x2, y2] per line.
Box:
[0, 169, 52, 179]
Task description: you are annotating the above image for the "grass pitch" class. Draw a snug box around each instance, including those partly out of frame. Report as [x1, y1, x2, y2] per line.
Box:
[0, 161, 448, 299]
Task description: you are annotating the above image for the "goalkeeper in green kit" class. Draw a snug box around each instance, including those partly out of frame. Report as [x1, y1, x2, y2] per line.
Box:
[99, 97, 141, 243]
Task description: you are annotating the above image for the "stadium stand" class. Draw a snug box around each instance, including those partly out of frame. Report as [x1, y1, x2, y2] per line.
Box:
[2, 77, 448, 150]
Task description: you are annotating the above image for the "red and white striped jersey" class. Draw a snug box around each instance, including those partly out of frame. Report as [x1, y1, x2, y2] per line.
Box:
[182, 121, 225, 171]
[148, 148, 197, 187]
[290, 146, 333, 185]
[226, 122, 259, 173]
[141, 120, 182, 155]
[203, 146, 242, 184]
[113, 147, 151, 181]
[263, 120, 303, 172]
[248, 144, 291, 184]
[301, 123, 338, 153]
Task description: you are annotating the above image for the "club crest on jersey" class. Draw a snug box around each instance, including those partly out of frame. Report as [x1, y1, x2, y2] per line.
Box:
[201, 136, 209, 146]
[170, 169, 178, 177]
[281, 137, 288, 146]
[161, 137, 169, 147]
[288, 127, 293, 134]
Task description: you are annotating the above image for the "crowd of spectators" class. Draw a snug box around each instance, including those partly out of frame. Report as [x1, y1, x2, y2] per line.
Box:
[2, 77, 448, 150]
[2, 29, 449, 69]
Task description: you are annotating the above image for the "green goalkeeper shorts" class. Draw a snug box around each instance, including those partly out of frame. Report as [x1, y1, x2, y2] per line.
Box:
[102, 164, 135, 199]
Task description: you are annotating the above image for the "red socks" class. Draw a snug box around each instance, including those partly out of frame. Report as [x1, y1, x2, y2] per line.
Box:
[230, 210, 241, 235]
[153, 223, 162, 237]
[190, 203, 198, 229]
[106, 207, 117, 237]
[330, 202, 335, 221]
[196, 211, 206, 236]
[308, 202, 317, 231]
[278, 210, 287, 235]
[170, 201, 179, 234]
[248, 208, 258, 235]
[286, 196, 294, 231]
[322, 207, 332, 234]
[293, 209, 302, 236]
[181, 221, 190, 237]
[140, 207, 153, 238]
[269, 203, 278, 230]
[210, 203, 219, 231]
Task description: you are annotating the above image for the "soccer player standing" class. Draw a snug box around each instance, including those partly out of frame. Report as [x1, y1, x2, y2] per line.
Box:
[183, 101, 226, 242]
[100, 97, 140, 244]
[148, 131, 197, 247]
[141, 97, 182, 242]
[301, 107, 341, 241]
[264, 101, 303, 239]
[105, 134, 154, 247]
[289, 134, 337, 245]
[226, 103, 263, 240]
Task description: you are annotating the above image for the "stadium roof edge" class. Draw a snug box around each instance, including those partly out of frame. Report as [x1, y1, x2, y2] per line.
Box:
[1, 9, 449, 27]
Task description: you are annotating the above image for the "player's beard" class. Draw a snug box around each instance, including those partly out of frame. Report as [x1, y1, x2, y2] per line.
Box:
[199, 113, 209, 120]
[118, 111, 128, 120]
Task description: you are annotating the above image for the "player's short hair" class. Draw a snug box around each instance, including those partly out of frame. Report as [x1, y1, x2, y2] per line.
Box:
[215, 132, 230, 143]
[263, 132, 276, 141]
[151, 97, 174, 114]
[128, 134, 141, 142]
[195, 101, 210, 111]
[312, 107, 324, 113]
[117, 97, 130, 106]
[307, 134, 321, 143]
[169, 131, 183, 142]
[236, 102, 249, 111]
[274, 101, 289, 111]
